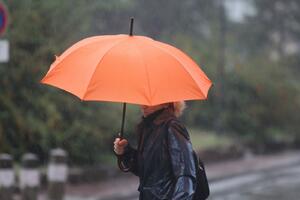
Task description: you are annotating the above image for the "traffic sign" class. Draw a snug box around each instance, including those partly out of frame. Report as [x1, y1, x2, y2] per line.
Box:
[0, 3, 8, 36]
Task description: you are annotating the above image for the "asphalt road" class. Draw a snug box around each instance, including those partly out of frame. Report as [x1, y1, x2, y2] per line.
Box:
[97, 159, 300, 200]
[34, 150, 300, 200]
[209, 161, 300, 200]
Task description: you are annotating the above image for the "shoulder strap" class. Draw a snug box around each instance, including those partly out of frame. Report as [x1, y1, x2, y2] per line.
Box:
[165, 118, 210, 200]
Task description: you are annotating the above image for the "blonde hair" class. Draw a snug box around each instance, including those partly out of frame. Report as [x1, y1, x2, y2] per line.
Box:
[172, 101, 186, 117]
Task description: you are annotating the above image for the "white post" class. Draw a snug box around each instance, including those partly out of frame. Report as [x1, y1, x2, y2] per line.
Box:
[47, 148, 68, 200]
[0, 153, 15, 200]
[20, 153, 40, 200]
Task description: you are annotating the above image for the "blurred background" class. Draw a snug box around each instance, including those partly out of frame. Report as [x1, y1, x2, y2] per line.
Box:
[0, 0, 299, 199]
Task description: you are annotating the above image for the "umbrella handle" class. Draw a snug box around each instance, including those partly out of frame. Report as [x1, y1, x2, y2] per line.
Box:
[119, 103, 127, 139]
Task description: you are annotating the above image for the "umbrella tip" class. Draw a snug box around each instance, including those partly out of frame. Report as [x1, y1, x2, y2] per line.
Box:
[129, 17, 134, 36]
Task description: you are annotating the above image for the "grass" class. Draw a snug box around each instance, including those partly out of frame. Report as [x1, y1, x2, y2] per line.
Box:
[188, 127, 235, 151]
[97, 128, 236, 166]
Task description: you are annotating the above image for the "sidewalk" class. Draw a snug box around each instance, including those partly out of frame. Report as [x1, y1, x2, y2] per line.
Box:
[39, 150, 300, 200]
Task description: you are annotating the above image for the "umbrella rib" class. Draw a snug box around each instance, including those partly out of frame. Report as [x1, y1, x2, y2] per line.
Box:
[48, 36, 126, 76]
[81, 38, 129, 100]
[141, 39, 208, 99]
[133, 43, 152, 105]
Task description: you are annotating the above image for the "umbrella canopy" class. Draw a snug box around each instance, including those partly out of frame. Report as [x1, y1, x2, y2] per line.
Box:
[41, 34, 212, 106]
[41, 19, 212, 138]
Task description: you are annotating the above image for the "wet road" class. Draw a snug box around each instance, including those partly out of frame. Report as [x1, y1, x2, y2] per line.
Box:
[93, 160, 300, 200]
[110, 161, 300, 200]
[39, 151, 300, 200]
[209, 161, 300, 200]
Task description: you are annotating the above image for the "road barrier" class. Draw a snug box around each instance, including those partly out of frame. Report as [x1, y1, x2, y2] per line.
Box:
[47, 148, 68, 200]
[0, 149, 68, 200]
[0, 153, 14, 200]
[20, 153, 40, 200]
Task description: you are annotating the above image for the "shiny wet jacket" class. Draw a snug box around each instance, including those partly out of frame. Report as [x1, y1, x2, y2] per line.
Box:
[117, 108, 196, 200]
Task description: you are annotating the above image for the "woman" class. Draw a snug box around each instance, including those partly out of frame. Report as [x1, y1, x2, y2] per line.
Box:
[113, 101, 196, 200]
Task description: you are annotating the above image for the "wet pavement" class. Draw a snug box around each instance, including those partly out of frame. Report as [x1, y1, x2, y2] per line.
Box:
[209, 161, 300, 199]
[35, 150, 300, 200]
[102, 160, 300, 200]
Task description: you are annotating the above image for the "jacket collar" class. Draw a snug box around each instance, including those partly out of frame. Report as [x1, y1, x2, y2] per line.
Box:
[141, 107, 176, 126]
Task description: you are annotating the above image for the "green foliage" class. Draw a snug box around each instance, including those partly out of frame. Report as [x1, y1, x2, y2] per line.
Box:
[0, 0, 299, 165]
[0, 0, 138, 164]
[189, 128, 234, 150]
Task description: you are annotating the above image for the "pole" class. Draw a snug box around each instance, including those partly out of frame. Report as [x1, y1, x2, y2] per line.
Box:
[215, 0, 227, 134]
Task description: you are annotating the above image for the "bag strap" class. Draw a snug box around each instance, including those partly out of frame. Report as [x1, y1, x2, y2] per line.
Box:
[164, 118, 205, 177]
[117, 154, 131, 172]
[164, 117, 190, 175]
[165, 118, 210, 200]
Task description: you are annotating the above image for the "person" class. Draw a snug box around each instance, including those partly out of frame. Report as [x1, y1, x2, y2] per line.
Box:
[113, 101, 196, 200]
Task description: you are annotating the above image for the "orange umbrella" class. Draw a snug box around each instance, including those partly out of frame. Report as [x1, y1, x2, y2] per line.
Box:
[41, 18, 212, 137]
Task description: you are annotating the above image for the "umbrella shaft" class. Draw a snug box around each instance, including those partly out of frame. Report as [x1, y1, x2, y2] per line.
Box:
[129, 18, 134, 36]
[119, 103, 127, 139]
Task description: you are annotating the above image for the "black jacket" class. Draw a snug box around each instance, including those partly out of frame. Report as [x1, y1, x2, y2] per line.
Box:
[117, 108, 196, 200]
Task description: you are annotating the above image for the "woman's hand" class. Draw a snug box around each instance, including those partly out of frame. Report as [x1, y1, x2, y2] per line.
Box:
[113, 137, 128, 155]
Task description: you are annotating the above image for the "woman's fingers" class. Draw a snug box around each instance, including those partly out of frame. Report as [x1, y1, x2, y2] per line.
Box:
[114, 138, 120, 145]
[118, 139, 128, 146]
[113, 137, 128, 155]
[114, 137, 128, 146]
